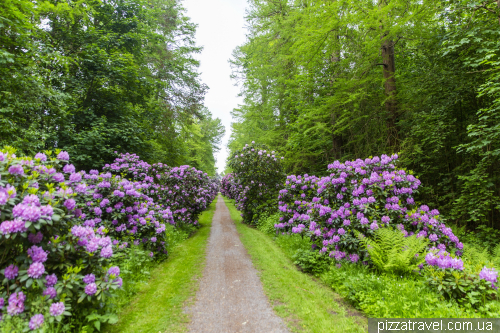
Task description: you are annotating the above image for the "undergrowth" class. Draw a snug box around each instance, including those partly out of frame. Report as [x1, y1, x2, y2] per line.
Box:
[263, 215, 500, 319]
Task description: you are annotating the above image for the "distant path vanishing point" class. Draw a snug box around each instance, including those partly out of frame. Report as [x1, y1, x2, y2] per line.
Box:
[187, 195, 289, 333]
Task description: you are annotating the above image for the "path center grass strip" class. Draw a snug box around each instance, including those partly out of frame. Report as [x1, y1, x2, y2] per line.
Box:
[104, 200, 217, 333]
[223, 196, 368, 333]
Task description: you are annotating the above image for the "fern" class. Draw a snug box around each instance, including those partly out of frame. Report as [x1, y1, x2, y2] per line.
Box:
[460, 243, 500, 273]
[462, 243, 491, 268]
[357, 227, 429, 275]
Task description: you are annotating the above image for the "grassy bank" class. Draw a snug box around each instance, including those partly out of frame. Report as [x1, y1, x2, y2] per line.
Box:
[222, 196, 367, 333]
[103, 199, 217, 333]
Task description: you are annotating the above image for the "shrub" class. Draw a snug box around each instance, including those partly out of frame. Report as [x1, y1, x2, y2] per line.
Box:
[0, 149, 217, 331]
[276, 155, 464, 263]
[424, 248, 498, 307]
[226, 142, 285, 225]
[0, 148, 125, 330]
[292, 249, 332, 276]
[256, 213, 280, 236]
[103, 153, 218, 226]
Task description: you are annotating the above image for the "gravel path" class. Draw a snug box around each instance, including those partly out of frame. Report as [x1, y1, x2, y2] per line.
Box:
[187, 195, 289, 333]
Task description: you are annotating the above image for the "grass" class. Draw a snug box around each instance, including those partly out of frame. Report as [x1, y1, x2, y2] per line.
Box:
[103, 199, 217, 333]
[222, 196, 367, 333]
[247, 204, 500, 319]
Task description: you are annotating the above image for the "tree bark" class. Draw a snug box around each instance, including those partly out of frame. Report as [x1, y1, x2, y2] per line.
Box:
[381, 37, 398, 147]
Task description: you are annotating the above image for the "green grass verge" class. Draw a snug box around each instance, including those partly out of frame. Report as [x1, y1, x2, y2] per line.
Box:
[104, 199, 216, 333]
[222, 196, 367, 333]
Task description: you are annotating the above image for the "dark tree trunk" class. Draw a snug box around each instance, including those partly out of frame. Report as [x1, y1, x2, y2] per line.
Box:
[381, 38, 398, 148]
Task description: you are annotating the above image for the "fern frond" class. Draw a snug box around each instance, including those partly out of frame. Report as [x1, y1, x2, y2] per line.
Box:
[358, 227, 428, 275]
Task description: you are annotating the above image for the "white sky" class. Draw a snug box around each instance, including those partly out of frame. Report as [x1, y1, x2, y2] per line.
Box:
[182, 0, 248, 174]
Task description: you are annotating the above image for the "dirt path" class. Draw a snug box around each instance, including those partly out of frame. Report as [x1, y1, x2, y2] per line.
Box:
[187, 195, 289, 333]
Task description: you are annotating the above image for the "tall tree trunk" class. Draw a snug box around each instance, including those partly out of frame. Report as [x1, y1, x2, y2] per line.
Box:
[381, 37, 398, 148]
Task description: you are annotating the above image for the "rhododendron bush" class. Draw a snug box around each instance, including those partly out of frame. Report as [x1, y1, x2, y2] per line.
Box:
[274, 154, 498, 300]
[103, 153, 218, 226]
[225, 142, 285, 225]
[0, 148, 217, 330]
[276, 154, 464, 260]
[220, 173, 238, 202]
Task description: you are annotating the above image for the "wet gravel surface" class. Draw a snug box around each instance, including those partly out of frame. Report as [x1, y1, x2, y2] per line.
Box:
[187, 195, 289, 333]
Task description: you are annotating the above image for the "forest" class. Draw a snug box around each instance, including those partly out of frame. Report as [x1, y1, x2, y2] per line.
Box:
[1, 0, 224, 175]
[227, 0, 500, 231]
[1, 0, 500, 331]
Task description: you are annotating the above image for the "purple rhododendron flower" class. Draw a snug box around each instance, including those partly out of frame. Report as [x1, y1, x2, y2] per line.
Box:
[0, 190, 8, 205]
[42, 287, 57, 299]
[34, 153, 47, 161]
[27, 262, 45, 278]
[28, 231, 43, 244]
[479, 267, 498, 286]
[29, 314, 44, 330]
[45, 273, 57, 287]
[100, 246, 113, 258]
[28, 245, 48, 263]
[23, 194, 40, 206]
[49, 302, 65, 316]
[0, 297, 4, 309]
[8, 165, 24, 176]
[69, 172, 82, 182]
[62, 164, 76, 174]
[53, 173, 65, 182]
[428, 234, 438, 242]
[86, 240, 99, 253]
[0, 219, 27, 234]
[7, 292, 25, 315]
[4, 264, 19, 280]
[64, 199, 76, 211]
[113, 277, 123, 288]
[349, 253, 360, 263]
[85, 283, 97, 296]
[108, 266, 120, 277]
[83, 274, 95, 284]
[57, 151, 70, 160]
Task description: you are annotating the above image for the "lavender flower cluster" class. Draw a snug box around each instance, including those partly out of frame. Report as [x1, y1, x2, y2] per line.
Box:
[224, 142, 286, 225]
[0, 150, 132, 329]
[103, 153, 218, 227]
[0, 149, 216, 330]
[275, 154, 466, 264]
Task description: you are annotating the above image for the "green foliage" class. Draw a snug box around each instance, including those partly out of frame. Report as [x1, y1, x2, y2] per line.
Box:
[321, 263, 495, 318]
[229, 0, 500, 229]
[292, 249, 332, 277]
[357, 227, 429, 275]
[226, 142, 285, 225]
[459, 225, 500, 251]
[256, 212, 280, 235]
[0, 0, 222, 174]
[424, 266, 498, 308]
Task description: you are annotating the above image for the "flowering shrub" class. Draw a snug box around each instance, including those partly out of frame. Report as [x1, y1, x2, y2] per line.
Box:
[0, 149, 216, 331]
[425, 248, 498, 306]
[276, 154, 465, 262]
[0, 148, 124, 330]
[220, 173, 239, 201]
[226, 142, 286, 225]
[103, 153, 218, 226]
